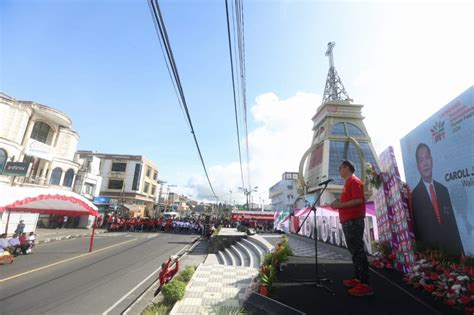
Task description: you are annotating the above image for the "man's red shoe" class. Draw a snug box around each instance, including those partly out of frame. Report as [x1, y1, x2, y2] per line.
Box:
[342, 278, 360, 288]
[348, 283, 374, 296]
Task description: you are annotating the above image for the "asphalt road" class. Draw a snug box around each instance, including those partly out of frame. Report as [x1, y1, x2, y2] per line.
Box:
[0, 232, 198, 315]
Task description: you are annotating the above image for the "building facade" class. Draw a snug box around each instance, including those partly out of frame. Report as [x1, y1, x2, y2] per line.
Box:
[0, 92, 80, 188]
[299, 42, 380, 204]
[269, 172, 299, 212]
[76, 151, 159, 218]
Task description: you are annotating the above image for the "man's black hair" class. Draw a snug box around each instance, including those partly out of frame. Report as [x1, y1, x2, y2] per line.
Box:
[415, 143, 431, 162]
[340, 159, 355, 173]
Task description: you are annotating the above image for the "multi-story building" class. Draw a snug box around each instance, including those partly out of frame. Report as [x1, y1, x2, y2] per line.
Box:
[0, 92, 95, 230]
[73, 154, 103, 201]
[0, 92, 80, 187]
[76, 151, 159, 218]
[269, 172, 299, 212]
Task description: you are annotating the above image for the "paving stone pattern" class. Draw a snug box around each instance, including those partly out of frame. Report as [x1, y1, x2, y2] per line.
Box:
[170, 264, 257, 315]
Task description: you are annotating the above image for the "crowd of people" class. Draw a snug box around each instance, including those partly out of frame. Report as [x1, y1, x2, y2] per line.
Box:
[97, 214, 232, 237]
[0, 221, 36, 258]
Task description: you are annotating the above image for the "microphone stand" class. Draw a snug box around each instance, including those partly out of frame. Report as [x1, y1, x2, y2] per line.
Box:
[294, 181, 334, 295]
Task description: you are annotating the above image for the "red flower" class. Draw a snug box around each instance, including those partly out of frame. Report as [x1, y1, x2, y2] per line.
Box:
[386, 263, 393, 270]
[444, 299, 456, 306]
[423, 284, 435, 293]
[468, 283, 474, 294]
[259, 286, 269, 296]
[469, 267, 474, 277]
[460, 295, 472, 305]
[465, 306, 474, 315]
[430, 273, 440, 281]
[388, 254, 396, 260]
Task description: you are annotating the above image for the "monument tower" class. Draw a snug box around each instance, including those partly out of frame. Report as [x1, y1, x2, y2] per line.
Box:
[298, 42, 380, 204]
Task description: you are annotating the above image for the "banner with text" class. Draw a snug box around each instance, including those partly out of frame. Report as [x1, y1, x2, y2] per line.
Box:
[400, 86, 474, 255]
[289, 204, 379, 255]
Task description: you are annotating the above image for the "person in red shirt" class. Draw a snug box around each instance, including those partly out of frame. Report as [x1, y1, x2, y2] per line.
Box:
[154, 256, 179, 296]
[331, 159, 373, 296]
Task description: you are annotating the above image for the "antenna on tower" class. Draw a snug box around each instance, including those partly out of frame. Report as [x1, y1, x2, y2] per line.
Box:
[322, 42, 352, 104]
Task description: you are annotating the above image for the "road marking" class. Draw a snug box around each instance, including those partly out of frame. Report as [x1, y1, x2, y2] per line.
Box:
[0, 238, 137, 283]
[102, 265, 164, 315]
[104, 240, 195, 315]
[147, 234, 157, 239]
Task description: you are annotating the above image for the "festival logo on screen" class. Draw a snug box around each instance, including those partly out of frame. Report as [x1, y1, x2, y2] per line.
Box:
[430, 121, 445, 143]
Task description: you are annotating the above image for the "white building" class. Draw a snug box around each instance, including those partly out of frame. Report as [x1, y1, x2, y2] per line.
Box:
[76, 151, 159, 218]
[73, 154, 103, 201]
[269, 172, 299, 212]
[0, 92, 91, 231]
[0, 92, 80, 187]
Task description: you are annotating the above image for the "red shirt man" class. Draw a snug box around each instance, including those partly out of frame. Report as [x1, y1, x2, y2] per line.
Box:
[331, 159, 372, 297]
[339, 175, 365, 223]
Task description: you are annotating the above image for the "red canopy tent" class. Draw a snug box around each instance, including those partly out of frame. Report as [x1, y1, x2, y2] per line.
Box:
[0, 186, 99, 252]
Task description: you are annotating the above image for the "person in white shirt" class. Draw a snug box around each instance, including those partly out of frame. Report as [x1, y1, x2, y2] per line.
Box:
[9, 234, 21, 255]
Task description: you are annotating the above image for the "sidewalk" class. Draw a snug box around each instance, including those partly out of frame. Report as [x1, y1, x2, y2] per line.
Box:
[35, 228, 107, 245]
[170, 232, 273, 314]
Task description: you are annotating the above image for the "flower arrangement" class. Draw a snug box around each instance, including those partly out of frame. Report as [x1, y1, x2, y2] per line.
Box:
[365, 162, 382, 190]
[257, 235, 293, 296]
[372, 242, 474, 313]
[371, 241, 396, 270]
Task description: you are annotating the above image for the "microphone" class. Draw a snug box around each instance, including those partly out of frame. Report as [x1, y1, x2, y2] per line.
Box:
[318, 178, 334, 186]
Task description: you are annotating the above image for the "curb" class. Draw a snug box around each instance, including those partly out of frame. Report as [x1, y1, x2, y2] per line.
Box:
[122, 237, 203, 315]
[36, 230, 107, 245]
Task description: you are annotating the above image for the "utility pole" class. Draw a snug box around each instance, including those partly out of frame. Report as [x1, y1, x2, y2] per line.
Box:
[157, 180, 166, 216]
[164, 184, 177, 212]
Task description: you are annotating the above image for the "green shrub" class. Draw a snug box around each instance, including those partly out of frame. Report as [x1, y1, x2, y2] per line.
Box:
[161, 279, 186, 306]
[212, 304, 248, 315]
[142, 303, 170, 315]
[175, 265, 195, 283]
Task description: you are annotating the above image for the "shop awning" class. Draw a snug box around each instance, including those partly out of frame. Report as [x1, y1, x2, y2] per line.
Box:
[0, 186, 98, 217]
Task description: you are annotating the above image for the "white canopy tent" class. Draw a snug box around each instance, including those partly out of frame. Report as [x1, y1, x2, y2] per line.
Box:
[0, 186, 99, 251]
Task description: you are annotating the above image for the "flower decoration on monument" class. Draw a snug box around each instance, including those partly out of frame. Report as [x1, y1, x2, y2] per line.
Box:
[365, 162, 382, 190]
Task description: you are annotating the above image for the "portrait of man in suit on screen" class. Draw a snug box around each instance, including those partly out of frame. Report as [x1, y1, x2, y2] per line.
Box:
[411, 143, 464, 255]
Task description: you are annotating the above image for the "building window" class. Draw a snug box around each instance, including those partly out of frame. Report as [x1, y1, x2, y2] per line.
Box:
[0, 148, 7, 173]
[151, 185, 156, 195]
[331, 122, 346, 136]
[360, 143, 380, 172]
[63, 169, 75, 187]
[50, 167, 62, 185]
[132, 164, 142, 190]
[146, 167, 151, 178]
[30, 121, 51, 144]
[143, 182, 149, 194]
[346, 123, 365, 137]
[153, 171, 158, 180]
[111, 162, 127, 172]
[83, 183, 95, 195]
[108, 179, 124, 190]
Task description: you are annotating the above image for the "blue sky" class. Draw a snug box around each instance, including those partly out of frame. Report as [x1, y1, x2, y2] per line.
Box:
[1, 0, 472, 203]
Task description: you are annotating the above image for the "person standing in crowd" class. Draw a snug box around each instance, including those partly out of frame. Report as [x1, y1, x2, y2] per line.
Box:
[411, 143, 464, 255]
[15, 220, 25, 235]
[331, 160, 373, 296]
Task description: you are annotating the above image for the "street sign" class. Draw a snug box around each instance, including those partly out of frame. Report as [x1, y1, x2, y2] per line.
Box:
[1, 162, 31, 176]
[93, 196, 111, 204]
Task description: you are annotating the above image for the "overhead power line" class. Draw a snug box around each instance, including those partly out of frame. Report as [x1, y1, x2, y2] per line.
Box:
[226, 0, 252, 192]
[225, 0, 245, 189]
[148, 0, 217, 199]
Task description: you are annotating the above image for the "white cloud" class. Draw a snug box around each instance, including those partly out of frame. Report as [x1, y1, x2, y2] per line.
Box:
[351, 2, 473, 180]
[184, 92, 321, 204]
